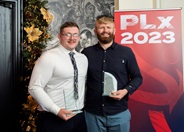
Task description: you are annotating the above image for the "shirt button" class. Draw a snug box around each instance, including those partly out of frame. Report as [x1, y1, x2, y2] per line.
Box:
[103, 60, 105, 62]
[102, 104, 104, 106]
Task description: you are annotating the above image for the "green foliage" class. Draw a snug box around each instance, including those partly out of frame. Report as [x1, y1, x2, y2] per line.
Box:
[20, 0, 52, 131]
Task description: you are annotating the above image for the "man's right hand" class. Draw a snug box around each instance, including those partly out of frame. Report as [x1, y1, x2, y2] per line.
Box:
[57, 108, 75, 121]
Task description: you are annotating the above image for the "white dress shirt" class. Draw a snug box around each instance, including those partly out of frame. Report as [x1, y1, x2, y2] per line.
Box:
[28, 44, 88, 115]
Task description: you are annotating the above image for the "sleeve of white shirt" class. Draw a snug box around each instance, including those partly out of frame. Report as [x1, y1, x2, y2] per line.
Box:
[28, 51, 60, 115]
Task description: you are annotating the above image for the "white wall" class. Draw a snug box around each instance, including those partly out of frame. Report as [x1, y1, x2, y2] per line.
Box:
[118, 0, 153, 9]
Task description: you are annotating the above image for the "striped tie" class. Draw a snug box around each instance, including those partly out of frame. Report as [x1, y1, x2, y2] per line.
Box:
[69, 52, 78, 99]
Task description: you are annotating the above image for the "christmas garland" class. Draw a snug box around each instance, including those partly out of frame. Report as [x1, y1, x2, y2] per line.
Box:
[20, 0, 53, 131]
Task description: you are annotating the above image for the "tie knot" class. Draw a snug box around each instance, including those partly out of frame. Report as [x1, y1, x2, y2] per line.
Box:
[69, 52, 75, 56]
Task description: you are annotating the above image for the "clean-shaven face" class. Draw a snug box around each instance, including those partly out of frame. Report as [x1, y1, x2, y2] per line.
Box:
[58, 27, 80, 51]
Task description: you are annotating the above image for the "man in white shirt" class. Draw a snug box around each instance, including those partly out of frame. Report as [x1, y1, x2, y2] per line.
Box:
[28, 21, 88, 132]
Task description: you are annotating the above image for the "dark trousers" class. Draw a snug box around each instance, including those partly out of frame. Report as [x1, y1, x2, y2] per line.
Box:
[36, 112, 87, 132]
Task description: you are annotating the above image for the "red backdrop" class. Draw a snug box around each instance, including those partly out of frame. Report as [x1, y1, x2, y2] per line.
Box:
[114, 9, 183, 132]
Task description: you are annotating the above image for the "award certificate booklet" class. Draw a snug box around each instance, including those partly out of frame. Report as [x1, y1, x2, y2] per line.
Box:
[63, 89, 82, 115]
[103, 72, 117, 96]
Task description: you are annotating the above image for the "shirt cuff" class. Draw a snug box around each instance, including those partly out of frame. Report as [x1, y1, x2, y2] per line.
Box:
[125, 85, 134, 95]
[50, 104, 61, 115]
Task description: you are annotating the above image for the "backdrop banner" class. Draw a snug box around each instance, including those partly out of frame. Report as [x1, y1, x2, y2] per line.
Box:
[114, 8, 183, 132]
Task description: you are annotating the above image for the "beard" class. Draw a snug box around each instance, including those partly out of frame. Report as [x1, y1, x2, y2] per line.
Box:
[96, 32, 114, 44]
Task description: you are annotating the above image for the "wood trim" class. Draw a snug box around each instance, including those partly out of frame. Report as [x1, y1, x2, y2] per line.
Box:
[114, 0, 119, 10]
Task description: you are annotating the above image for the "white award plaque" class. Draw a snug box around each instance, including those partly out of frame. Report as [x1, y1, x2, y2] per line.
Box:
[103, 72, 117, 96]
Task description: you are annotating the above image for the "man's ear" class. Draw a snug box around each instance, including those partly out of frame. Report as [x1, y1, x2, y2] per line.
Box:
[58, 33, 61, 39]
[94, 28, 97, 35]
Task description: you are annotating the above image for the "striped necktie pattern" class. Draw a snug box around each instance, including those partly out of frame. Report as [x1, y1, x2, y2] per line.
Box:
[69, 52, 78, 99]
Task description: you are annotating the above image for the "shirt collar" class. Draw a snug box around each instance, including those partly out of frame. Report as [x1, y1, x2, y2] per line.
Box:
[58, 44, 77, 55]
[96, 41, 116, 50]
